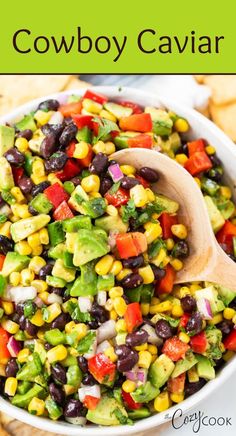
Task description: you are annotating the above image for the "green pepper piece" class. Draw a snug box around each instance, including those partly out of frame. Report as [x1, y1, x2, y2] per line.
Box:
[48, 221, 65, 246]
[45, 397, 62, 420]
[17, 381, 32, 395]
[16, 353, 42, 381]
[29, 193, 53, 214]
[201, 178, 220, 196]
[44, 329, 66, 346]
[66, 365, 82, 387]
[62, 215, 92, 232]
[12, 384, 44, 408]
[97, 274, 115, 292]
[128, 407, 151, 420]
[76, 126, 92, 143]
[82, 198, 107, 219]
[0, 275, 7, 297]
[24, 152, 35, 176]
[70, 262, 97, 296]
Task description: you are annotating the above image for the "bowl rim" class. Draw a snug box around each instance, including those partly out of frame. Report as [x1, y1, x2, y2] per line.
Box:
[0, 85, 236, 435]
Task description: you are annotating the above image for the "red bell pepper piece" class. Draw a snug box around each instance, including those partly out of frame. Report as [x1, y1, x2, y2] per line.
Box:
[155, 265, 176, 295]
[83, 89, 108, 105]
[184, 151, 212, 176]
[83, 395, 100, 410]
[11, 167, 24, 185]
[124, 303, 143, 333]
[116, 233, 139, 259]
[53, 201, 74, 221]
[127, 134, 152, 149]
[72, 114, 94, 129]
[216, 221, 236, 244]
[223, 329, 236, 351]
[187, 139, 205, 157]
[0, 254, 5, 271]
[122, 390, 142, 410]
[66, 141, 77, 158]
[179, 313, 191, 329]
[59, 101, 82, 117]
[88, 353, 116, 385]
[77, 144, 94, 168]
[56, 159, 81, 182]
[162, 337, 190, 361]
[159, 213, 178, 239]
[0, 327, 11, 364]
[119, 113, 152, 133]
[190, 331, 208, 354]
[105, 187, 129, 207]
[44, 183, 69, 210]
[119, 101, 143, 114]
[132, 232, 148, 254]
[135, 175, 150, 188]
[167, 372, 186, 394]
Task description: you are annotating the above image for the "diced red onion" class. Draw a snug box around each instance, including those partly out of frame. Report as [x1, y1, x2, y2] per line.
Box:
[137, 368, 147, 384]
[97, 320, 116, 344]
[65, 417, 87, 425]
[8, 286, 37, 304]
[78, 296, 92, 313]
[7, 337, 22, 357]
[97, 291, 107, 306]
[142, 324, 162, 345]
[78, 384, 101, 402]
[49, 111, 64, 124]
[34, 296, 44, 308]
[125, 370, 137, 381]
[97, 340, 111, 353]
[197, 298, 213, 320]
[47, 293, 63, 305]
[108, 164, 124, 182]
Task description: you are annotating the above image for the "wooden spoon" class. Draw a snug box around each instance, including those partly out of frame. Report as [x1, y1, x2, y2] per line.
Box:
[113, 148, 236, 291]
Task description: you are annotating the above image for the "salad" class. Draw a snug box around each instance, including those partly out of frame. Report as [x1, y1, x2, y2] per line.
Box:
[0, 89, 235, 426]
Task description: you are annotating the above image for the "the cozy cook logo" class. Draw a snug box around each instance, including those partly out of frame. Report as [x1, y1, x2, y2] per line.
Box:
[164, 408, 232, 433]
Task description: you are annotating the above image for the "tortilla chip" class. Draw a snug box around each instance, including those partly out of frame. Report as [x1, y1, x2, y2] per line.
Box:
[209, 101, 236, 141]
[204, 75, 236, 106]
[194, 75, 207, 84]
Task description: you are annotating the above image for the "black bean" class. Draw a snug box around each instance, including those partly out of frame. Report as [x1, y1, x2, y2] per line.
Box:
[40, 133, 57, 159]
[51, 363, 67, 385]
[83, 373, 97, 385]
[45, 152, 67, 172]
[229, 298, 236, 310]
[4, 147, 25, 166]
[0, 194, 6, 208]
[59, 123, 77, 148]
[70, 176, 81, 186]
[25, 319, 38, 336]
[77, 356, 88, 373]
[18, 176, 33, 195]
[44, 342, 52, 351]
[19, 315, 26, 330]
[51, 287, 64, 296]
[185, 379, 206, 397]
[99, 177, 112, 196]
[38, 99, 59, 112]
[15, 303, 24, 316]
[155, 319, 173, 339]
[28, 205, 38, 216]
[90, 303, 108, 324]
[89, 153, 108, 175]
[172, 241, 189, 258]
[12, 313, 20, 323]
[210, 154, 222, 167]
[38, 263, 53, 280]
[31, 181, 50, 197]
[120, 177, 140, 190]
[52, 313, 69, 330]
[17, 129, 33, 140]
[218, 320, 233, 336]
[41, 123, 64, 138]
[186, 312, 202, 335]
[120, 273, 143, 289]
[177, 143, 188, 156]
[181, 295, 196, 313]
[6, 358, 19, 377]
[88, 319, 99, 329]
[0, 378, 5, 395]
[138, 167, 159, 183]
[117, 350, 139, 372]
[64, 399, 84, 418]
[49, 382, 65, 405]
[122, 254, 144, 269]
[151, 264, 166, 281]
[115, 345, 131, 359]
[207, 167, 223, 183]
[0, 235, 14, 255]
[126, 329, 148, 347]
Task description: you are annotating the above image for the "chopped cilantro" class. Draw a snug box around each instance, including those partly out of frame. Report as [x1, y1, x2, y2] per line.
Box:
[108, 182, 121, 195]
[92, 117, 119, 143]
[77, 331, 96, 354]
[121, 199, 138, 223]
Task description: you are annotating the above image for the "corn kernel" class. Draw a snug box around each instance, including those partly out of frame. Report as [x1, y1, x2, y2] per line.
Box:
[73, 141, 89, 159]
[106, 205, 118, 217]
[21, 269, 35, 286]
[144, 222, 162, 244]
[148, 344, 158, 355]
[116, 269, 132, 281]
[17, 348, 31, 363]
[105, 298, 114, 311]
[172, 304, 184, 317]
[138, 265, 155, 284]
[1, 319, 19, 334]
[9, 271, 21, 287]
[189, 283, 202, 293]
[150, 301, 172, 314]
[116, 319, 127, 332]
[15, 240, 32, 256]
[30, 309, 45, 327]
[138, 350, 152, 369]
[110, 261, 123, 276]
[175, 154, 188, 165]
[122, 380, 136, 393]
[220, 186, 232, 200]
[113, 297, 127, 317]
[166, 238, 175, 251]
[81, 175, 100, 193]
[223, 350, 235, 362]
[232, 314, 236, 324]
[209, 313, 223, 325]
[145, 188, 155, 202]
[151, 297, 160, 305]
[92, 140, 106, 154]
[72, 323, 88, 341]
[154, 391, 170, 412]
[5, 377, 18, 396]
[47, 173, 63, 186]
[104, 142, 116, 155]
[171, 224, 188, 239]
[32, 159, 45, 177]
[223, 308, 236, 320]
[205, 145, 216, 155]
[135, 343, 148, 351]
[1, 301, 14, 315]
[141, 303, 150, 316]
[95, 255, 114, 276]
[0, 221, 11, 238]
[64, 385, 77, 395]
[104, 346, 118, 363]
[194, 177, 201, 188]
[179, 332, 190, 343]
[82, 98, 102, 114]
[29, 256, 46, 274]
[170, 258, 183, 271]
[170, 392, 184, 403]
[39, 228, 49, 245]
[0, 364, 6, 377]
[28, 397, 45, 416]
[44, 303, 61, 323]
[130, 184, 148, 208]
[120, 165, 136, 176]
[32, 280, 48, 293]
[31, 245, 43, 256]
[47, 345, 68, 363]
[28, 232, 41, 248]
[31, 174, 48, 185]
[15, 137, 29, 153]
[65, 321, 76, 334]
[110, 310, 118, 321]
[109, 287, 123, 299]
[11, 187, 25, 203]
[100, 109, 117, 122]
[34, 109, 52, 125]
[174, 118, 189, 133]
[151, 248, 167, 267]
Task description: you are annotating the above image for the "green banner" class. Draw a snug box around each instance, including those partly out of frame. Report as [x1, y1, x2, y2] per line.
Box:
[0, 0, 235, 73]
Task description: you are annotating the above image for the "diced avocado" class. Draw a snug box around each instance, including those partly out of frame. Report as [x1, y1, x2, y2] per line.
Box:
[29, 193, 53, 214]
[61, 355, 78, 367]
[11, 214, 51, 243]
[76, 126, 92, 143]
[205, 326, 223, 360]
[155, 194, 179, 213]
[62, 215, 92, 232]
[131, 381, 159, 403]
[145, 107, 170, 122]
[195, 286, 225, 314]
[97, 274, 115, 292]
[45, 329, 66, 346]
[73, 229, 109, 267]
[63, 251, 74, 268]
[12, 383, 44, 408]
[82, 198, 107, 218]
[48, 221, 65, 246]
[1, 252, 30, 277]
[48, 243, 65, 260]
[46, 275, 66, 288]
[128, 407, 151, 420]
[196, 355, 215, 380]
[204, 196, 225, 233]
[16, 353, 42, 381]
[0, 125, 15, 156]
[52, 259, 76, 283]
[0, 275, 7, 296]
[149, 354, 175, 388]
[220, 200, 235, 220]
[95, 215, 128, 233]
[201, 178, 219, 196]
[66, 364, 82, 387]
[114, 135, 129, 149]
[45, 397, 62, 420]
[86, 395, 128, 426]
[15, 114, 36, 132]
[24, 152, 35, 176]
[34, 341, 47, 364]
[17, 381, 32, 395]
[153, 119, 173, 137]
[215, 284, 236, 306]
[104, 102, 132, 119]
[0, 157, 14, 190]
[65, 232, 77, 253]
[70, 261, 97, 296]
[68, 185, 89, 213]
[171, 351, 198, 378]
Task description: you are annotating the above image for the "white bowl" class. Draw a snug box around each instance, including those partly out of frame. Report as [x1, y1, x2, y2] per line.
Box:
[0, 86, 236, 436]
